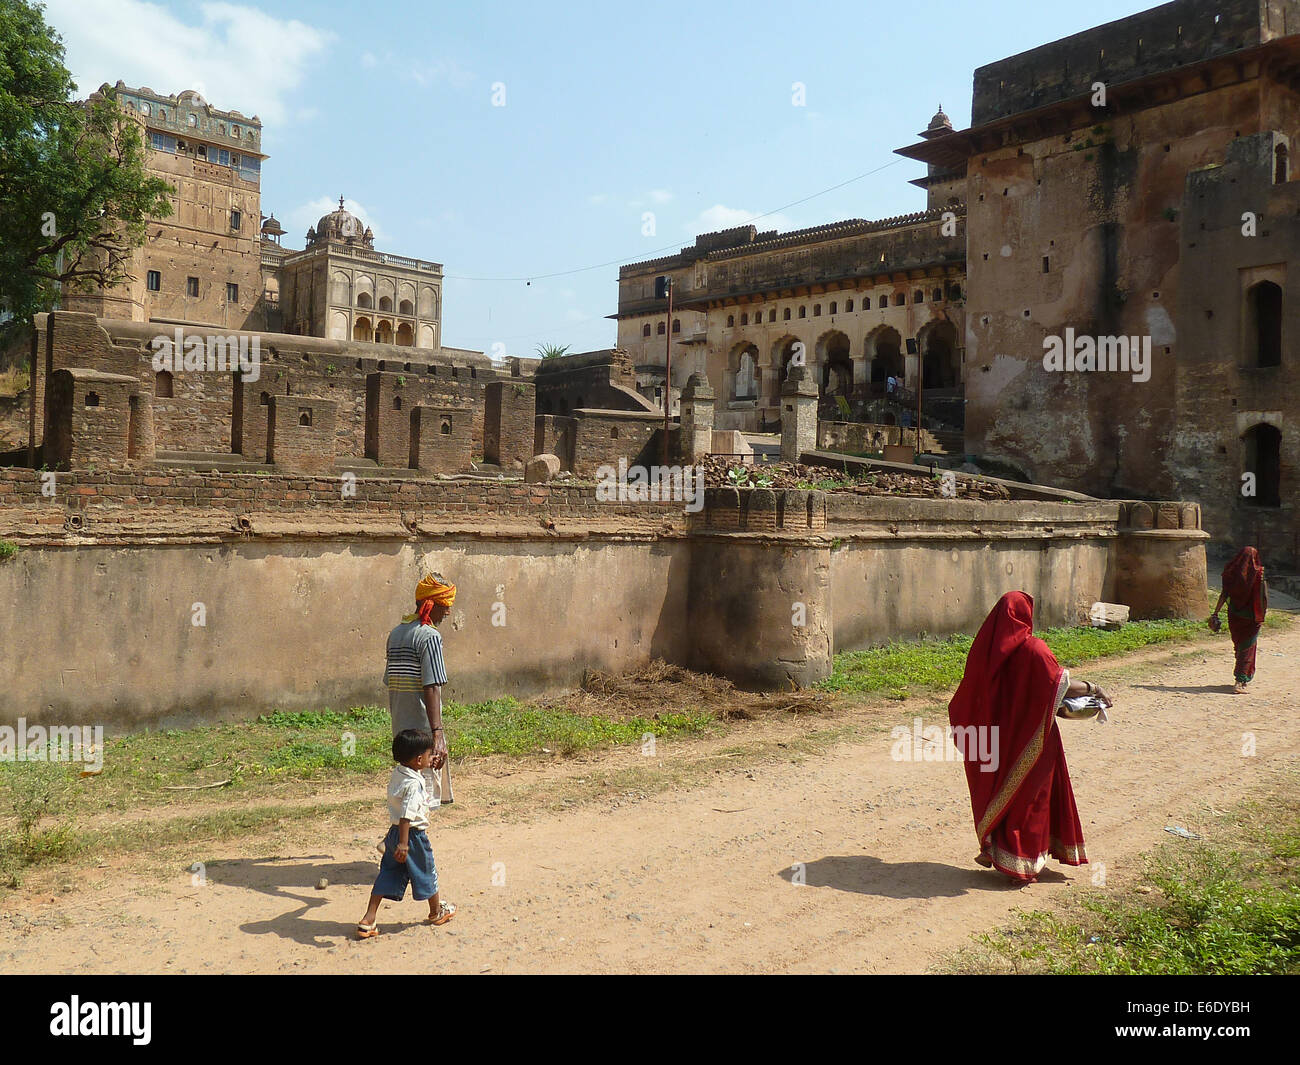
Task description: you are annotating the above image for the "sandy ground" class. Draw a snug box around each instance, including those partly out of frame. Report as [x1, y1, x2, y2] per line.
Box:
[1, 623, 1296, 975]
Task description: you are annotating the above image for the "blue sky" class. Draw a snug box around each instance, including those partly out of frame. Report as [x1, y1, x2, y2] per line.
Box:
[43, 0, 1159, 356]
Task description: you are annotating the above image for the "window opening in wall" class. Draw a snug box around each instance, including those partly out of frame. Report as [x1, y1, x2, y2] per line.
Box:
[259, 392, 269, 405]
[147, 270, 161, 292]
[155, 370, 173, 398]
[84, 391, 99, 407]
[298, 408, 312, 426]
[226, 282, 239, 303]
[846, 299, 854, 312]
[1247, 281, 1283, 367]
[914, 290, 924, 303]
[798, 307, 806, 319]
[1276, 144, 1289, 184]
[440, 417, 452, 435]
[642, 323, 651, 337]
[783, 308, 791, 321]
[740, 313, 748, 326]
[1242, 423, 1282, 507]
[230, 209, 241, 231]
[726, 315, 734, 328]
[393, 395, 402, 410]
[186, 276, 199, 297]
[672, 319, 680, 333]
[658, 322, 666, 335]
[768, 309, 776, 322]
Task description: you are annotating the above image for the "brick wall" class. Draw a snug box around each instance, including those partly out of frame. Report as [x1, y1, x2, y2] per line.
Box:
[483, 380, 535, 467]
[410, 405, 472, 473]
[35, 312, 508, 464]
[267, 395, 338, 475]
[571, 410, 663, 477]
[46, 370, 140, 469]
[0, 467, 689, 534]
[534, 414, 575, 469]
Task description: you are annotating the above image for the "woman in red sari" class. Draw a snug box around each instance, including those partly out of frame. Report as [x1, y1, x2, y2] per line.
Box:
[1212, 547, 1268, 694]
[948, 591, 1110, 883]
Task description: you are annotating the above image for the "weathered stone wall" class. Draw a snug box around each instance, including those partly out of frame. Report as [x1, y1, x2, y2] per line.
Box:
[571, 410, 663, 476]
[1170, 132, 1300, 567]
[818, 421, 938, 455]
[483, 380, 535, 469]
[534, 349, 659, 416]
[533, 414, 575, 469]
[46, 370, 143, 469]
[971, 0, 1295, 126]
[410, 405, 473, 474]
[0, 469, 1206, 731]
[34, 312, 504, 465]
[267, 395, 337, 475]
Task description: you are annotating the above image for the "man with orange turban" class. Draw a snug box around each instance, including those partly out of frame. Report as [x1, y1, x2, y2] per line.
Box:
[384, 572, 457, 782]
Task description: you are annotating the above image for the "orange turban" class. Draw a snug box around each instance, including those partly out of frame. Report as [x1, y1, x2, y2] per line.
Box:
[416, 573, 456, 608]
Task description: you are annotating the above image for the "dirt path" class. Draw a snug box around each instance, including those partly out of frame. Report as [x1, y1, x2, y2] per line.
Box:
[1, 626, 1296, 974]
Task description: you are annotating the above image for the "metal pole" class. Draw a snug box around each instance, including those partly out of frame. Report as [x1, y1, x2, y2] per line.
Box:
[662, 279, 673, 468]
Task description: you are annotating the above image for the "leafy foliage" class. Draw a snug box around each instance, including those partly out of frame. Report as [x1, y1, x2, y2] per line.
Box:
[0, 0, 174, 328]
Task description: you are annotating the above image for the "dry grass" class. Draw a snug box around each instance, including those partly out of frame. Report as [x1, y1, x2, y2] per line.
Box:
[0, 366, 29, 399]
[548, 659, 832, 721]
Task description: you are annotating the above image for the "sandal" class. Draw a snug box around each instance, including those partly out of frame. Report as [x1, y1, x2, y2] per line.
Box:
[427, 902, 456, 926]
[356, 921, 379, 939]
[975, 852, 994, 869]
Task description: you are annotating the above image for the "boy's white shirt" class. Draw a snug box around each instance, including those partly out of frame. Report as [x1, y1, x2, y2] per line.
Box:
[387, 764, 431, 831]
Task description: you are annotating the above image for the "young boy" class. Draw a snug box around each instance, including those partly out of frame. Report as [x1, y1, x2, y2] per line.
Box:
[356, 729, 455, 938]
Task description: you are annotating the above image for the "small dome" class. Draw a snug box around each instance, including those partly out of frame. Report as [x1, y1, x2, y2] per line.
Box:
[261, 213, 285, 237]
[312, 195, 371, 245]
[928, 106, 951, 131]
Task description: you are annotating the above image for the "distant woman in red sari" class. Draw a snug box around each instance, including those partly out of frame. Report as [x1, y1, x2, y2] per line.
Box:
[948, 592, 1110, 883]
[1212, 547, 1267, 695]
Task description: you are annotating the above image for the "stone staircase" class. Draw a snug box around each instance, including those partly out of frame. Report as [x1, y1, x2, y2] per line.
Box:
[927, 429, 964, 457]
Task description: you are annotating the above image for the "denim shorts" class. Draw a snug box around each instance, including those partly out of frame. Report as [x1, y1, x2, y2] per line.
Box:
[372, 824, 438, 902]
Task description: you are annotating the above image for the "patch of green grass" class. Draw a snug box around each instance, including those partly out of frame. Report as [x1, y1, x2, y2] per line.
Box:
[0, 540, 18, 563]
[27, 697, 713, 814]
[0, 761, 80, 886]
[821, 616, 1209, 699]
[954, 798, 1300, 974]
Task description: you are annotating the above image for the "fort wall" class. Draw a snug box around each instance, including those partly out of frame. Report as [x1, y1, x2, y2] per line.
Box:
[0, 468, 1205, 730]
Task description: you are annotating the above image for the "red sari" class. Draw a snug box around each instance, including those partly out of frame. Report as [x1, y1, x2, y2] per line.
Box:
[948, 591, 1087, 882]
[1222, 548, 1266, 685]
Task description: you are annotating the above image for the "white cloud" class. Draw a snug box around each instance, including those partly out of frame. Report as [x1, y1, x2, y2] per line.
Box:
[649, 189, 673, 204]
[586, 193, 610, 206]
[42, 0, 333, 126]
[287, 196, 388, 245]
[361, 52, 377, 68]
[409, 58, 476, 90]
[691, 204, 795, 234]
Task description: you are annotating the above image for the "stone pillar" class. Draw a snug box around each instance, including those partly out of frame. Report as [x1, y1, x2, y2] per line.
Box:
[1111, 500, 1210, 620]
[851, 356, 868, 399]
[686, 535, 832, 690]
[780, 364, 818, 462]
[678, 372, 715, 463]
[483, 380, 535, 469]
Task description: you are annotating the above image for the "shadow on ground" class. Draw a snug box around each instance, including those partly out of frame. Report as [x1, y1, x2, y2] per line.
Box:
[1131, 683, 1237, 696]
[202, 855, 390, 949]
[775, 855, 1060, 897]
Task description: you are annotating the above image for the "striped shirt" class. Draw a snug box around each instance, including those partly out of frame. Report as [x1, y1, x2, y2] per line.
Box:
[384, 619, 448, 736]
[385, 619, 447, 691]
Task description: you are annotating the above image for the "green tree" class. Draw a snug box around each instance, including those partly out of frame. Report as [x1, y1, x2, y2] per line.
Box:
[0, 0, 174, 332]
[535, 343, 571, 360]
